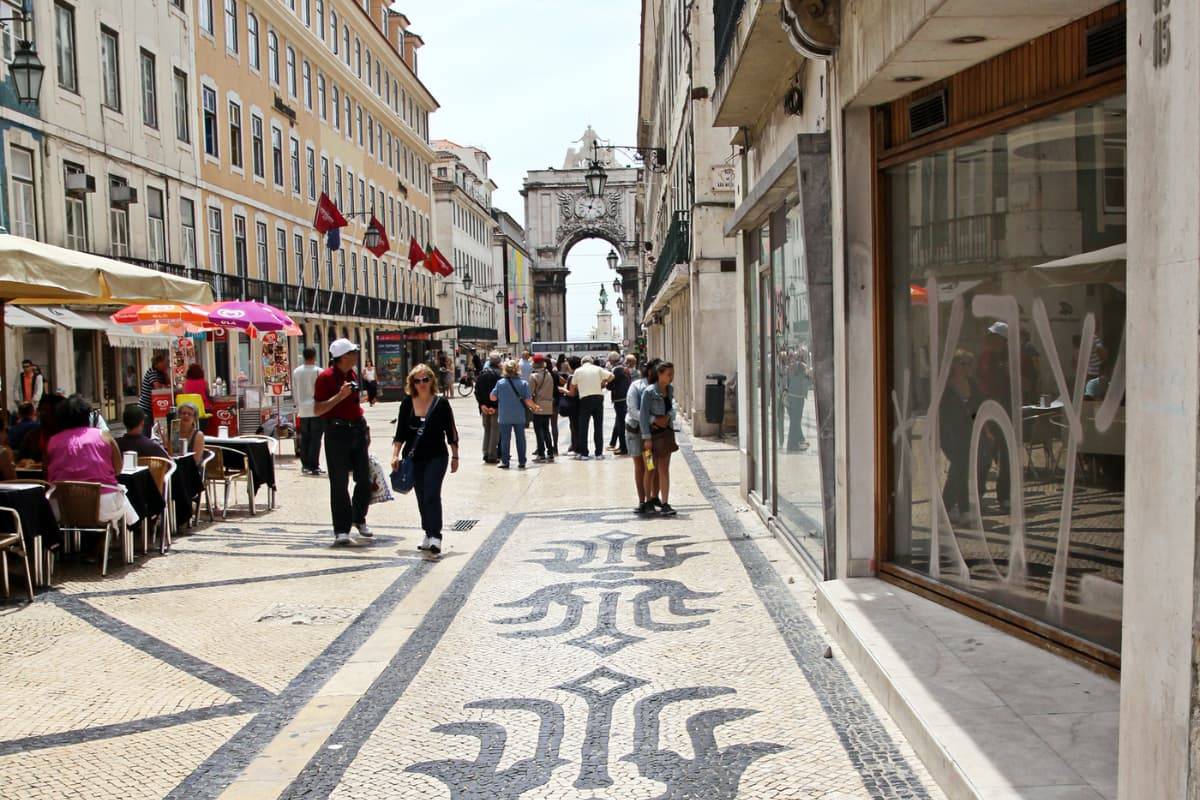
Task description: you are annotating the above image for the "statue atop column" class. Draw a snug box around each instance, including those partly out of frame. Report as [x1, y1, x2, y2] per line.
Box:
[599, 285, 609, 311]
[563, 126, 615, 170]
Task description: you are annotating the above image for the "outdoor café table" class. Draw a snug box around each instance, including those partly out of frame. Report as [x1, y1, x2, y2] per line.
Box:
[171, 454, 203, 528]
[118, 465, 166, 525]
[0, 482, 60, 586]
[206, 436, 276, 506]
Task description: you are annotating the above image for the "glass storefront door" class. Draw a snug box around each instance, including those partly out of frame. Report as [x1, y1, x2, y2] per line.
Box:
[884, 94, 1127, 656]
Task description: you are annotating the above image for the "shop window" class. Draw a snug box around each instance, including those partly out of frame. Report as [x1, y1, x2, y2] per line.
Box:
[884, 94, 1127, 655]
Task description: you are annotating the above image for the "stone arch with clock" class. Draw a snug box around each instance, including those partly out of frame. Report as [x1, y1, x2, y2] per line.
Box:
[521, 136, 642, 342]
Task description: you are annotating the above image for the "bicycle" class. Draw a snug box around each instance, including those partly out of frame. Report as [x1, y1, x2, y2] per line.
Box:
[456, 371, 476, 398]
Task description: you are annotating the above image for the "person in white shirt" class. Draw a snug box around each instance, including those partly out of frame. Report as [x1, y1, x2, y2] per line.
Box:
[518, 351, 533, 382]
[293, 346, 324, 475]
[567, 356, 614, 460]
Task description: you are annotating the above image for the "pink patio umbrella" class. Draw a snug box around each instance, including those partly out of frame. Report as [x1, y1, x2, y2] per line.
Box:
[207, 300, 301, 338]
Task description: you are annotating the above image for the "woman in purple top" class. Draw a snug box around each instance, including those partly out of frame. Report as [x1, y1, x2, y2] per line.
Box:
[46, 395, 139, 527]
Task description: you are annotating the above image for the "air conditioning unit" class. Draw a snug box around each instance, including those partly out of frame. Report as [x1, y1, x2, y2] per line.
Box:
[65, 172, 96, 196]
[109, 184, 138, 206]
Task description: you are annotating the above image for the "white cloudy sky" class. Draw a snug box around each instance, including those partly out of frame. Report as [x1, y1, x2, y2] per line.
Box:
[395, 0, 640, 338]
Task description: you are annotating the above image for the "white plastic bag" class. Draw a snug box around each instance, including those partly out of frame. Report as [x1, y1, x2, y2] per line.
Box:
[368, 455, 394, 504]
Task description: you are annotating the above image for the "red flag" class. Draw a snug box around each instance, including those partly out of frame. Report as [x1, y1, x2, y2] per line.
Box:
[365, 215, 390, 257]
[407, 237, 426, 267]
[425, 247, 454, 277]
[313, 192, 348, 234]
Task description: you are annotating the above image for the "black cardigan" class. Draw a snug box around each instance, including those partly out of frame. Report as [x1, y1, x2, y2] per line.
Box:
[393, 396, 459, 462]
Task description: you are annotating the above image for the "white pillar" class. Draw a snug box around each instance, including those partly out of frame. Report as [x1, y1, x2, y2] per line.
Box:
[1119, 1, 1200, 797]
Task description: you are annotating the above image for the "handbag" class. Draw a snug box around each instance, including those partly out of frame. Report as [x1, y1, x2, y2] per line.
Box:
[390, 397, 438, 494]
[508, 379, 532, 428]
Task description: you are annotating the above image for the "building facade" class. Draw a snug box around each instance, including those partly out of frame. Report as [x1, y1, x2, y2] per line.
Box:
[637, 0, 738, 435]
[491, 207, 534, 350]
[432, 140, 500, 351]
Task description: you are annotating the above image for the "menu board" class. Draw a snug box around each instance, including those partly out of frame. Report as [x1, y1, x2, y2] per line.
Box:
[375, 331, 407, 400]
[172, 337, 197, 387]
[261, 332, 291, 391]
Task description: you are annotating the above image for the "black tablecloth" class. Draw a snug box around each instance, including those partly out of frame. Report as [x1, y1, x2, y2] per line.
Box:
[210, 438, 275, 495]
[0, 483, 61, 549]
[171, 456, 203, 527]
[119, 468, 166, 522]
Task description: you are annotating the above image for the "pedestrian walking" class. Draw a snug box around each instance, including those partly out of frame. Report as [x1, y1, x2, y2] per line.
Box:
[362, 359, 379, 406]
[314, 339, 372, 545]
[529, 355, 556, 463]
[293, 346, 325, 475]
[391, 364, 459, 560]
[629, 359, 661, 513]
[474, 352, 502, 463]
[438, 353, 454, 399]
[490, 359, 538, 469]
[640, 361, 679, 516]
[607, 353, 635, 455]
[569, 356, 613, 460]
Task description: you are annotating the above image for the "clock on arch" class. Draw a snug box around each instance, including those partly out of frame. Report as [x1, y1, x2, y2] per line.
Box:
[574, 194, 607, 221]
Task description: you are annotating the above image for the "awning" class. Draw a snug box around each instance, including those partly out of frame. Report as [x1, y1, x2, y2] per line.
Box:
[5, 306, 53, 328]
[70, 311, 173, 348]
[28, 307, 108, 330]
[643, 266, 689, 321]
[1031, 243, 1126, 288]
[401, 324, 459, 341]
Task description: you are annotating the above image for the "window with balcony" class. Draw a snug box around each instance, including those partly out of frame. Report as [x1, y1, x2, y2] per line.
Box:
[63, 162, 87, 250]
[108, 177, 130, 258]
[275, 227, 287, 283]
[147, 186, 166, 262]
[294, 233, 304, 285]
[256, 220, 268, 277]
[207, 207, 224, 271]
[233, 214, 247, 277]
[181, 197, 197, 270]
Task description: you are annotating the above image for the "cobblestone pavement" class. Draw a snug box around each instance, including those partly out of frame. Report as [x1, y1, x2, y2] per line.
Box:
[0, 398, 943, 799]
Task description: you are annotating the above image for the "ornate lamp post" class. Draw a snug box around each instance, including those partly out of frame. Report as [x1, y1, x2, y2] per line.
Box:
[606, 249, 619, 271]
[6, 11, 44, 105]
[462, 273, 473, 291]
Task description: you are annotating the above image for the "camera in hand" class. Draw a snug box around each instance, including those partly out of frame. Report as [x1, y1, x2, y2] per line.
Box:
[346, 380, 359, 392]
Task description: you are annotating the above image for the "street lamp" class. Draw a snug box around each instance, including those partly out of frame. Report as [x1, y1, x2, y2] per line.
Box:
[462, 273, 473, 291]
[585, 158, 607, 198]
[613, 277, 622, 294]
[495, 289, 504, 305]
[6, 10, 44, 106]
[616, 297, 625, 314]
[517, 300, 528, 313]
[606, 249, 619, 270]
[362, 222, 383, 252]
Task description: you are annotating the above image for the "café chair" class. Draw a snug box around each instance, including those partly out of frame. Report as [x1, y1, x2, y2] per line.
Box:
[192, 450, 216, 524]
[174, 393, 210, 420]
[0, 507, 35, 601]
[47, 481, 130, 577]
[239, 435, 278, 510]
[204, 446, 251, 519]
[138, 457, 176, 554]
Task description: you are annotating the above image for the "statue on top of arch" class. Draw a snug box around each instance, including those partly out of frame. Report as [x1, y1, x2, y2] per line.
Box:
[563, 126, 616, 170]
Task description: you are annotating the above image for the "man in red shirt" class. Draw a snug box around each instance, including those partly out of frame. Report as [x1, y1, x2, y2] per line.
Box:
[313, 339, 372, 544]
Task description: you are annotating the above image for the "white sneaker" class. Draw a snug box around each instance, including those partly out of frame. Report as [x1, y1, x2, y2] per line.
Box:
[334, 532, 351, 546]
[356, 523, 373, 538]
[417, 535, 431, 551]
[594, 453, 605, 460]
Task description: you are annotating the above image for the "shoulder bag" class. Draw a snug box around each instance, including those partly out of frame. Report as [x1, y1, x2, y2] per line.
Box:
[390, 397, 439, 494]
[508, 379, 532, 428]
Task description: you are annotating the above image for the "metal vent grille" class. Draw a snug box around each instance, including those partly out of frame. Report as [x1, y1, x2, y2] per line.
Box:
[908, 91, 948, 139]
[1086, 17, 1125, 75]
[451, 519, 478, 532]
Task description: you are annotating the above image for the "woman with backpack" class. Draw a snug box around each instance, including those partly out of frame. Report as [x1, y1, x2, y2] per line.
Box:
[391, 364, 459, 559]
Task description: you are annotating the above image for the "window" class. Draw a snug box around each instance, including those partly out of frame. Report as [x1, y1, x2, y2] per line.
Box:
[330, 9, 338, 53]
[306, 146, 316, 200]
[173, 69, 190, 143]
[386, 132, 392, 168]
[139, 50, 157, 128]
[351, 252, 358, 292]
[346, 169, 354, 213]
[325, 246, 333, 287]
[246, 12, 260, 70]
[100, 27, 121, 111]
[271, 126, 283, 186]
[8, 146, 35, 239]
[181, 198, 197, 270]
[358, 177, 365, 216]
[289, 136, 300, 193]
[255, 220, 268, 278]
[294, 233, 304, 285]
[275, 227, 287, 283]
[108, 178, 129, 258]
[199, 0, 214, 34]
[334, 164, 342, 207]
[224, 0, 238, 53]
[250, 114, 264, 178]
[321, 156, 329, 194]
[331, 84, 340, 129]
[302, 60, 312, 110]
[207, 207, 224, 271]
[202, 86, 218, 157]
[317, 73, 326, 120]
[356, 105, 363, 147]
[309, 239, 318, 288]
[233, 214, 247, 277]
[286, 46, 296, 97]
[367, 113, 373, 155]
[63, 162, 87, 250]
[228, 101, 243, 168]
[364, 50, 371, 87]
[267, 30, 279, 84]
[302, 0, 310, 27]
[316, 0, 325, 40]
[55, 2, 77, 92]
[147, 187, 165, 261]
[339, 250, 346, 289]
[342, 25, 349, 64]
[354, 37, 360, 77]
[343, 95, 352, 139]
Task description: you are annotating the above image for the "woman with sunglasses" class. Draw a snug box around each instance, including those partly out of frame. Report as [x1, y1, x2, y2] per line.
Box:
[391, 364, 459, 559]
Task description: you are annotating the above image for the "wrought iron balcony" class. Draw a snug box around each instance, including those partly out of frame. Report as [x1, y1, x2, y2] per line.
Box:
[644, 210, 690, 310]
[715, 0, 748, 76]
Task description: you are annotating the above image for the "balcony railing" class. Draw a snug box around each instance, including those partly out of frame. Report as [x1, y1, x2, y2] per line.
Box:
[111, 256, 438, 325]
[714, 0, 748, 76]
[906, 212, 1006, 273]
[644, 210, 690, 310]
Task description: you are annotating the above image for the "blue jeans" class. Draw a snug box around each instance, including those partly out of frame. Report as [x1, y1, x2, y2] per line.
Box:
[413, 456, 448, 537]
[499, 422, 527, 466]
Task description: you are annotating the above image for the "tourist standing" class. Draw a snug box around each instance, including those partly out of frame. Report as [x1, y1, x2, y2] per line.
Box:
[569, 356, 613, 460]
[17, 359, 43, 405]
[518, 350, 534, 382]
[391, 364, 459, 560]
[560, 356, 579, 453]
[607, 353, 635, 455]
[490, 360, 537, 469]
[628, 359, 660, 513]
[474, 352, 502, 463]
[640, 361, 679, 516]
[313, 339, 372, 544]
[138, 354, 169, 415]
[529, 356, 556, 463]
[293, 347, 324, 475]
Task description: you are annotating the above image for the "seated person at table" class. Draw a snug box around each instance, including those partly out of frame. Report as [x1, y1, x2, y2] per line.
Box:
[46, 394, 139, 527]
[181, 363, 212, 412]
[18, 394, 64, 464]
[0, 418, 17, 481]
[175, 402, 206, 465]
[116, 406, 169, 459]
[7, 403, 37, 450]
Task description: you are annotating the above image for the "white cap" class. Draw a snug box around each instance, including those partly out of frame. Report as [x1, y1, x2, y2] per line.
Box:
[987, 321, 1009, 338]
[329, 338, 360, 359]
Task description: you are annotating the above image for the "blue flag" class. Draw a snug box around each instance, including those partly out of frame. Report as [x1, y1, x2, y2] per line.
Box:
[326, 227, 341, 251]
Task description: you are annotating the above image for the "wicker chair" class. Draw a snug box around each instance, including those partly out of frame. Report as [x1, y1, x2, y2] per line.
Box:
[137, 457, 176, 553]
[0, 507, 34, 601]
[204, 446, 251, 519]
[47, 481, 129, 577]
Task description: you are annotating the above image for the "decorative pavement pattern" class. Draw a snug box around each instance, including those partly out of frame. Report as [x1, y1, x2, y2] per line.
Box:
[0, 402, 942, 799]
